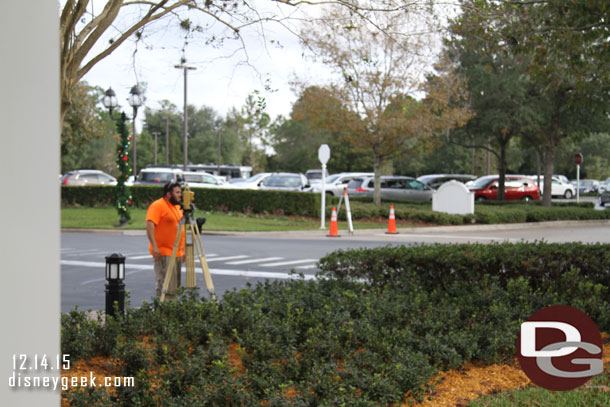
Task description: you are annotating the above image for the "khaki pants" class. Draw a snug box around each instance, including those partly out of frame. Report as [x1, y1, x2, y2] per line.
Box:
[154, 256, 182, 297]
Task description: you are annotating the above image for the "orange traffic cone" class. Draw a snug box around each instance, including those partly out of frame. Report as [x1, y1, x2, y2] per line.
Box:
[386, 205, 398, 234]
[327, 207, 340, 237]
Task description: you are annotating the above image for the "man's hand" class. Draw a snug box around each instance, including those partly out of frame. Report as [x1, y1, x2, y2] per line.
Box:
[146, 220, 161, 260]
[151, 246, 161, 260]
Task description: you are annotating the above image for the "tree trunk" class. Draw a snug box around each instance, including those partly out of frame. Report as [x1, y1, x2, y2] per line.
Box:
[542, 138, 556, 207]
[497, 143, 507, 201]
[373, 154, 381, 206]
[536, 149, 542, 187]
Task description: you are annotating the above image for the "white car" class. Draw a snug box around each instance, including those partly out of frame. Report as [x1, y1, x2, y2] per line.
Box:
[183, 171, 233, 189]
[532, 176, 575, 199]
[134, 167, 184, 185]
[310, 172, 374, 196]
[232, 172, 273, 190]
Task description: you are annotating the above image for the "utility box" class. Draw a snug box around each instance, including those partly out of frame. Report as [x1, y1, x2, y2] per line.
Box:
[432, 180, 474, 215]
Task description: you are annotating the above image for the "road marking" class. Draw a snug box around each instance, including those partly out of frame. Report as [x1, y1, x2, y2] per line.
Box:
[62, 249, 107, 256]
[60, 260, 316, 284]
[205, 255, 249, 262]
[259, 259, 318, 267]
[226, 257, 284, 265]
[129, 255, 152, 260]
[296, 265, 317, 270]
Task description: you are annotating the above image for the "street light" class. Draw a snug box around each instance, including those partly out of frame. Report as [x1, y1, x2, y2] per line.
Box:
[105, 253, 126, 317]
[175, 64, 196, 171]
[127, 85, 143, 176]
[103, 87, 118, 115]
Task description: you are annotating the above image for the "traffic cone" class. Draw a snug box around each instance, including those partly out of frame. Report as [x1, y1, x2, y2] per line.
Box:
[386, 205, 398, 234]
[327, 207, 340, 237]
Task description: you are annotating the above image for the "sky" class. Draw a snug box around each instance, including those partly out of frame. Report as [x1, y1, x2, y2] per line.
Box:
[79, 1, 336, 131]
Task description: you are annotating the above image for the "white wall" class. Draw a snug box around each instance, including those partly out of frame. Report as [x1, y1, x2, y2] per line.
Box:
[0, 2, 60, 406]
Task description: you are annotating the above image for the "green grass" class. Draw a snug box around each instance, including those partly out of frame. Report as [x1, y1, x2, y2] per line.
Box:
[469, 371, 610, 406]
[60, 208, 393, 231]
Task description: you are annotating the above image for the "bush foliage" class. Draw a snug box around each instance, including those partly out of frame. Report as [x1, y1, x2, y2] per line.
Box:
[61, 185, 320, 217]
[63, 242, 610, 406]
[62, 186, 609, 225]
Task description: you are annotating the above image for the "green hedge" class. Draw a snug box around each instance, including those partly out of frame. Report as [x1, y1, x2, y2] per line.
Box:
[61, 185, 320, 217]
[62, 242, 610, 406]
[318, 242, 610, 292]
[327, 201, 609, 224]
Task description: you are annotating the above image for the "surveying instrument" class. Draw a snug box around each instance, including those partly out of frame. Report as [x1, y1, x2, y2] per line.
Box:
[160, 186, 216, 302]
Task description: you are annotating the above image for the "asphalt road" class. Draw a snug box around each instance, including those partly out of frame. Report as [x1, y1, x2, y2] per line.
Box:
[61, 218, 610, 313]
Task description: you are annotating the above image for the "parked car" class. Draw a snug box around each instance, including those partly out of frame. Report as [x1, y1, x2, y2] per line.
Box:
[305, 169, 329, 185]
[416, 174, 476, 190]
[310, 172, 374, 196]
[599, 178, 610, 193]
[134, 167, 184, 185]
[554, 174, 569, 184]
[570, 179, 600, 194]
[598, 187, 610, 207]
[530, 176, 575, 199]
[232, 172, 273, 190]
[347, 176, 433, 201]
[61, 170, 117, 186]
[260, 173, 310, 191]
[468, 175, 540, 201]
[183, 171, 231, 189]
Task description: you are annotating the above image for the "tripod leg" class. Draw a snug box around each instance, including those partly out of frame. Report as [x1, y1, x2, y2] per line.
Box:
[185, 224, 197, 288]
[192, 223, 217, 301]
[160, 224, 184, 302]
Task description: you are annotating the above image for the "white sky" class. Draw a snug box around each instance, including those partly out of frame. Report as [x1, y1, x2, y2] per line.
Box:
[80, 1, 335, 130]
[76, 1, 454, 132]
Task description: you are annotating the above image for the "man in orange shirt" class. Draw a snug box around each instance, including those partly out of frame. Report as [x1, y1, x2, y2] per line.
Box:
[145, 181, 185, 297]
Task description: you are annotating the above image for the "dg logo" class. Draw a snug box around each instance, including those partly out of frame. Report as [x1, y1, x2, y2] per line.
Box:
[517, 305, 604, 391]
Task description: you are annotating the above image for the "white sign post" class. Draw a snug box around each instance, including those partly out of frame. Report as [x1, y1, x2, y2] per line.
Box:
[318, 144, 330, 229]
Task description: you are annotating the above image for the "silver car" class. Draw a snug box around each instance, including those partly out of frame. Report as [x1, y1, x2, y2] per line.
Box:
[61, 170, 117, 186]
[347, 176, 433, 201]
[260, 173, 310, 191]
[310, 172, 374, 196]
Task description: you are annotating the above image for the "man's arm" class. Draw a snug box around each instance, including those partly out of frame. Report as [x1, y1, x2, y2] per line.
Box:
[146, 221, 161, 260]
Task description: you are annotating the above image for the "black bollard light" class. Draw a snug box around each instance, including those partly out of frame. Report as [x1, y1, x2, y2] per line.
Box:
[105, 253, 126, 317]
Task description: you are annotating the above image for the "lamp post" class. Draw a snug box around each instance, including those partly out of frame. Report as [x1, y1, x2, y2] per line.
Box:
[127, 85, 143, 176]
[175, 64, 196, 171]
[152, 131, 160, 165]
[103, 87, 118, 115]
[105, 253, 126, 317]
[103, 87, 134, 227]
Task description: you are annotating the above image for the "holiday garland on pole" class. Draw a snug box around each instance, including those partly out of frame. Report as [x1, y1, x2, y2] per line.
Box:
[116, 112, 133, 226]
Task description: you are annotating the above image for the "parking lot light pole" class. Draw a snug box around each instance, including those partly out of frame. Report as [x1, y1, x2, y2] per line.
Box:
[128, 85, 143, 176]
[175, 64, 197, 171]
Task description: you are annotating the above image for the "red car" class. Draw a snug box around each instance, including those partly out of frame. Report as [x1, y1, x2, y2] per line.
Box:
[468, 175, 540, 201]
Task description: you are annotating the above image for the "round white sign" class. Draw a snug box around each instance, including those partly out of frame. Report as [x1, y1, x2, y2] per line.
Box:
[318, 144, 330, 164]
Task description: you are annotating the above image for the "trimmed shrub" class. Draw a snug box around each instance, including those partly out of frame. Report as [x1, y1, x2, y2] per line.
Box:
[62, 242, 610, 406]
[61, 185, 320, 217]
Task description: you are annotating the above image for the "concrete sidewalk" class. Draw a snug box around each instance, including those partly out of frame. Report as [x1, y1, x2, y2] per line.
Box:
[62, 219, 610, 239]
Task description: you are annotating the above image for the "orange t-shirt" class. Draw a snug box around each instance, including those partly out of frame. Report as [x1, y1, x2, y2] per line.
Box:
[146, 197, 185, 256]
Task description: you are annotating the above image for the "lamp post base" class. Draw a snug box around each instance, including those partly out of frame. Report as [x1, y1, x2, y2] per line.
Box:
[115, 213, 128, 227]
[105, 281, 126, 317]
